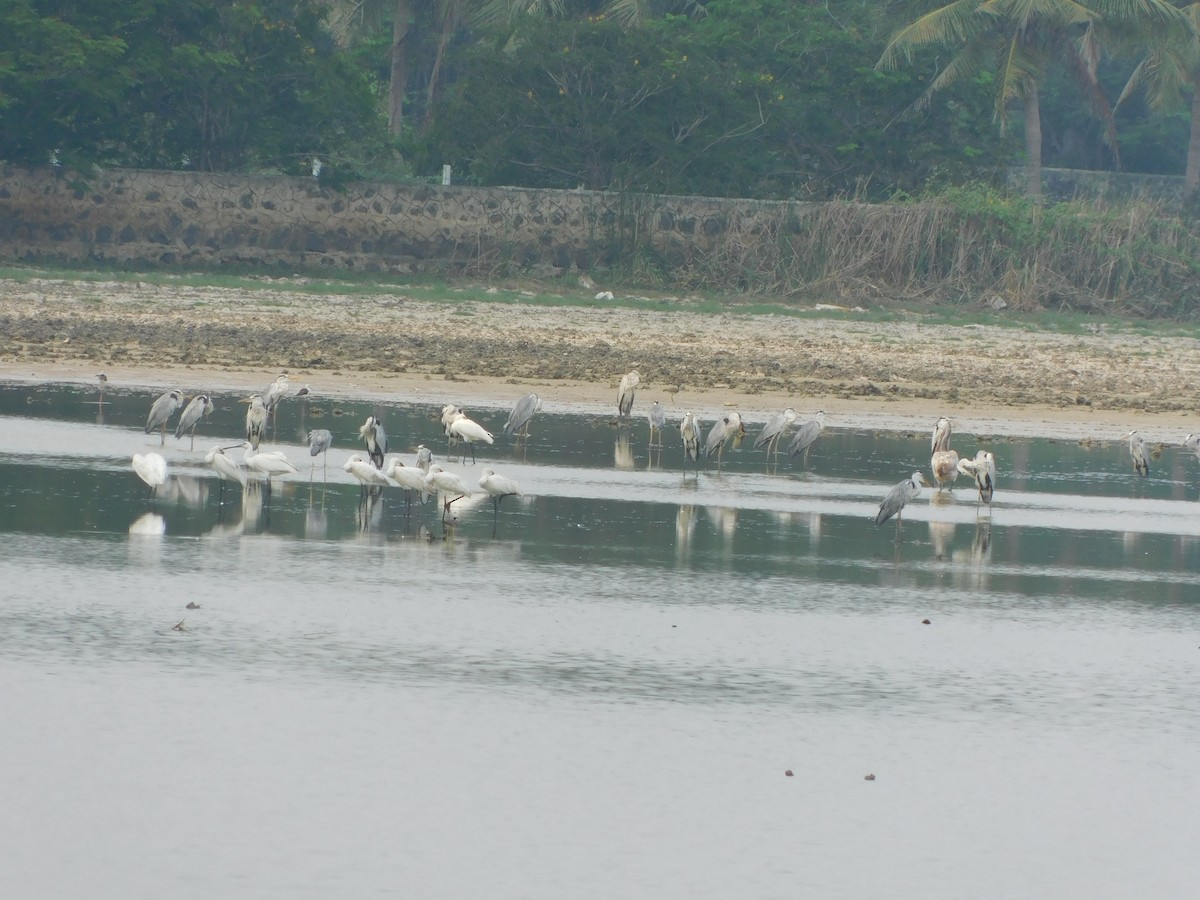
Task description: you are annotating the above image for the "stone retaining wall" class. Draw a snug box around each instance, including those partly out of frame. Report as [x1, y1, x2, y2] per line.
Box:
[0, 166, 819, 275]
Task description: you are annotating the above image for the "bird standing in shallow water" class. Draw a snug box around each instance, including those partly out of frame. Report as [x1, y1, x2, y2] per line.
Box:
[787, 411, 826, 466]
[243, 394, 267, 450]
[175, 394, 214, 450]
[648, 401, 666, 449]
[956, 450, 997, 506]
[1126, 431, 1149, 477]
[705, 411, 745, 469]
[876, 471, 928, 528]
[145, 390, 183, 446]
[205, 444, 247, 504]
[307, 429, 333, 481]
[448, 412, 493, 464]
[754, 407, 797, 459]
[929, 416, 960, 491]
[617, 370, 640, 419]
[504, 394, 542, 441]
[132, 452, 169, 500]
[359, 415, 387, 469]
[680, 412, 702, 473]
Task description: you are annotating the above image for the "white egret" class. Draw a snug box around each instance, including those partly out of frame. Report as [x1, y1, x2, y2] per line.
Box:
[680, 411, 702, 472]
[345, 454, 391, 504]
[307, 428, 333, 481]
[132, 452, 169, 499]
[956, 450, 997, 505]
[205, 444, 247, 504]
[243, 394, 268, 450]
[504, 393, 542, 440]
[648, 400, 666, 448]
[1125, 430, 1149, 477]
[425, 465, 473, 522]
[242, 441, 298, 497]
[617, 370, 640, 419]
[175, 394, 214, 450]
[787, 411, 826, 465]
[145, 390, 183, 445]
[479, 468, 521, 523]
[448, 412, 494, 464]
[384, 456, 432, 508]
[704, 411, 745, 468]
[1185, 433, 1200, 461]
[754, 407, 797, 457]
[875, 472, 928, 527]
[359, 415, 387, 469]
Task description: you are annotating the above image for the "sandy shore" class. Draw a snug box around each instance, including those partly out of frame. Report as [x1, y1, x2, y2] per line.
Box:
[2, 274, 1198, 441]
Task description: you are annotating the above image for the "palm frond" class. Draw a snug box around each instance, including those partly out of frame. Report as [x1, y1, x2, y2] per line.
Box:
[877, 0, 990, 70]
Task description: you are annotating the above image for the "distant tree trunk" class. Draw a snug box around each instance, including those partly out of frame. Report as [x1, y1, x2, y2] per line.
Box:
[388, 0, 414, 135]
[1024, 81, 1042, 200]
[1186, 79, 1200, 200]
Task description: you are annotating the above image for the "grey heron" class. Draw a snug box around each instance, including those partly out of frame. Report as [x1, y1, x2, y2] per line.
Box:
[448, 413, 493, 464]
[787, 411, 826, 465]
[132, 452, 169, 499]
[1126, 431, 1149, 477]
[617, 370, 640, 419]
[243, 394, 268, 450]
[307, 428, 333, 481]
[680, 411, 702, 473]
[875, 472, 928, 527]
[504, 394, 542, 440]
[145, 390, 183, 445]
[648, 401, 667, 448]
[425, 465, 473, 523]
[704, 411, 745, 468]
[956, 450, 996, 505]
[359, 415, 387, 469]
[263, 374, 290, 438]
[175, 394, 214, 450]
[754, 407, 798, 457]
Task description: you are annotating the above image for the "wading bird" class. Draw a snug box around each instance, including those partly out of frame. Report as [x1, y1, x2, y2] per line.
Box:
[205, 444, 247, 503]
[617, 370, 640, 419]
[145, 390, 183, 445]
[307, 428, 333, 481]
[416, 444, 433, 475]
[1185, 433, 1200, 462]
[132, 452, 169, 500]
[448, 412, 494, 464]
[929, 416, 960, 491]
[425, 465, 473, 523]
[243, 394, 268, 450]
[263, 373, 290, 437]
[504, 394, 542, 440]
[1126, 431, 1149, 477]
[175, 394, 213, 450]
[648, 401, 666, 448]
[875, 471, 928, 528]
[359, 415, 387, 469]
[956, 450, 997, 506]
[704, 411, 745, 468]
[479, 468, 521, 522]
[242, 442, 298, 498]
[384, 456, 431, 509]
[680, 412, 702, 473]
[97, 372, 107, 405]
[345, 453, 391, 500]
[441, 404, 463, 454]
[754, 407, 797, 458]
[787, 411, 826, 466]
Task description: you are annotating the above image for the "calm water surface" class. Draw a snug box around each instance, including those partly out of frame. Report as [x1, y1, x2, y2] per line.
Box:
[1, 382, 1198, 899]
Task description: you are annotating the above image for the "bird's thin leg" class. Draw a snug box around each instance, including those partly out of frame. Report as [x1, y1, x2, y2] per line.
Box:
[159, 422, 166, 446]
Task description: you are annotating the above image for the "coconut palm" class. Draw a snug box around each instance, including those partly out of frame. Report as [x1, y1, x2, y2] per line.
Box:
[878, 0, 1181, 198]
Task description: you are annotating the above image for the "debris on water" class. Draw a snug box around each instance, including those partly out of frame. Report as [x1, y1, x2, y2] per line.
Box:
[864, 774, 876, 781]
[172, 619, 188, 631]
[922, 619, 931, 625]
[186, 601, 200, 610]
[785, 770, 794, 777]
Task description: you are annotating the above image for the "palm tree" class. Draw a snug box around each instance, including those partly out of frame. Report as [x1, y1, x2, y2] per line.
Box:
[878, 0, 1179, 198]
[1116, 3, 1200, 198]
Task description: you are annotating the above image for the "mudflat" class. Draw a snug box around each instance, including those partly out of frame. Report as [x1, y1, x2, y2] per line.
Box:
[2, 275, 1197, 440]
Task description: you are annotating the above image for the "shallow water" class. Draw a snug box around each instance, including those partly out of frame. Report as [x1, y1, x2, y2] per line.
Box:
[1, 382, 1198, 899]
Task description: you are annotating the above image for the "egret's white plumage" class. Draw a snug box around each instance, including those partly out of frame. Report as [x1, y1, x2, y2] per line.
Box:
[479, 468, 520, 501]
[956, 450, 997, 505]
[145, 390, 183, 445]
[205, 445, 247, 488]
[345, 453, 391, 489]
[876, 472, 927, 526]
[384, 456, 432, 502]
[242, 442, 298, 494]
[448, 413, 494, 463]
[504, 394, 542, 440]
[425, 464, 473, 521]
[175, 394, 213, 449]
[617, 370, 640, 419]
[1185, 433, 1200, 461]
[132, 452, 169, 494]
